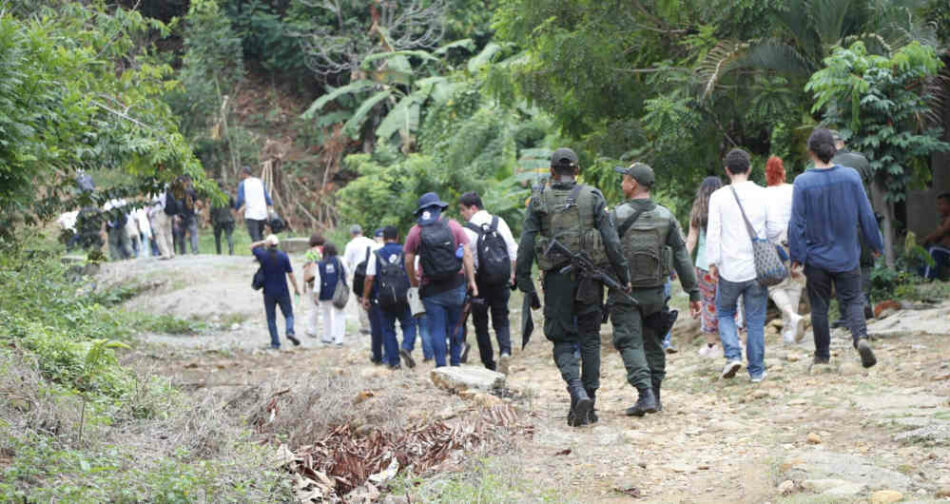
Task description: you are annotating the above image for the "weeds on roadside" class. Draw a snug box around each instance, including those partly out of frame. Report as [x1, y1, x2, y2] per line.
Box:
[0, 245, 291, 502]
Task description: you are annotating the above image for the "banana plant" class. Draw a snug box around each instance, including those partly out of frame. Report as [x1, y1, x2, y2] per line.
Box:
[301, 44, 473, 152]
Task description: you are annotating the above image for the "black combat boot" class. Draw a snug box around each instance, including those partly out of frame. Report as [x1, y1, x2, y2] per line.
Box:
[566, 380, 593, 427]
[651, 377, 662, 413]
[584, 388, 598, 424]
[625, 388, 658, 417]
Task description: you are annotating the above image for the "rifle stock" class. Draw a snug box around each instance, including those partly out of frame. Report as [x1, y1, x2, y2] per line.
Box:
[543, 239, 638, 306]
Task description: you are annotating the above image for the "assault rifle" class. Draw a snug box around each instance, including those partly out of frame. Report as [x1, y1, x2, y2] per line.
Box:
[543, 239, 639, 307]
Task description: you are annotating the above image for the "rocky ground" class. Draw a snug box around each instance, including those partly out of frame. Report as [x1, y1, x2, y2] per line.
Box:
[101, 255, 950, 503]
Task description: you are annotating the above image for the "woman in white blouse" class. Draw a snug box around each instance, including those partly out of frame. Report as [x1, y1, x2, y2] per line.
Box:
[765, 156, 805, 344]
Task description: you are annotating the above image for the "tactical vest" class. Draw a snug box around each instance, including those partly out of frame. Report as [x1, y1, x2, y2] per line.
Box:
[615, 202, 675, 288]
[532, 183, 608, 270]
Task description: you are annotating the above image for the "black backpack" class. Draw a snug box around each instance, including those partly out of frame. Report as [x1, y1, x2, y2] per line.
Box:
[164, 193, 180, 216]
[465, 216, 511, 286]
[352, 247, 371, 297]
[419, 219, 462, 282]
[375, 250, 410, 309]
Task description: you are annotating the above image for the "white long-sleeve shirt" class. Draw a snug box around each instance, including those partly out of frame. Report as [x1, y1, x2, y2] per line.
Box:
[765, 183, 794, 243]
[343, 235, 378, 273]
[706, 180, 783, 283]
[461, 210, 519, 270]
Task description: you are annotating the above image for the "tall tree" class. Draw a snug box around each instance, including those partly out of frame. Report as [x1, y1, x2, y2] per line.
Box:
[807, 41, 949, 265]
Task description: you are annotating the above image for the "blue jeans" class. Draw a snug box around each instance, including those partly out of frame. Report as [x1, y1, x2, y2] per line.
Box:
[923, 246, 949, 279]
[264, 292, 294, 348]
[661, 279, 673, 349]
[716, 277, 767, 378]
[380, 305, 417, 366]
[422, 284, 466, 367]
[369, 303, 384, 363]
[417, 314, 433, 360]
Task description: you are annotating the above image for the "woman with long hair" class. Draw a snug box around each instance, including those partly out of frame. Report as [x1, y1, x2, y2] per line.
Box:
[765, 156, 805, 344]
[686, 176, 724, 357]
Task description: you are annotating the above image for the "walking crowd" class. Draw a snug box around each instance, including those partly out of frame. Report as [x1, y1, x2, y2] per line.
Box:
[61, 127, 949, 429]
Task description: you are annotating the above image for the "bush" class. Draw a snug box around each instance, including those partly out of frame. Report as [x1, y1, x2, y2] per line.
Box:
[0, 244, 291, 502]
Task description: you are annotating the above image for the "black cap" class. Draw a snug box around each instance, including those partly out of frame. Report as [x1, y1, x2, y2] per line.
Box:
[550, 148, 579, 167]
[614, 162, 655, 187]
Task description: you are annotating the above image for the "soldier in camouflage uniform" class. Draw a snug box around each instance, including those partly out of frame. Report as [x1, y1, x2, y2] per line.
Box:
[609, 163, 701, 416]
[831, 131, 878, 323]
[515, 148, 630, 427]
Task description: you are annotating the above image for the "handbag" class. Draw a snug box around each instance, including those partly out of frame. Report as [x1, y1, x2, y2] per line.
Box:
[729, 186, 788, 287]
[252, 249, 278, 291]
[252, 266, 265, 291]
[331, 258, 350, 309]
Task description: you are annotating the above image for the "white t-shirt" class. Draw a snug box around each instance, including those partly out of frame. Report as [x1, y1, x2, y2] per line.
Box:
[462, 210, 519, 271]
[242, 177, 269, 221]
[343, 235, 378, 273]
[365, 248, 404, 276]
[133, 208, 152, 238]
[706, 180, 783, 283]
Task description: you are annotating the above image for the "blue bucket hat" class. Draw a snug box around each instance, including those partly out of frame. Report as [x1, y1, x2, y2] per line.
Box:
[414, 192, 449, 225]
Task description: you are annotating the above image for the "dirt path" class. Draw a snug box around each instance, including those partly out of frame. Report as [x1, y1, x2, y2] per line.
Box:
[102, 255, 950, 503]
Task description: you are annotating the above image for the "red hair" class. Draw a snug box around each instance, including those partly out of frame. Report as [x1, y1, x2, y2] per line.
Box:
[765, 155, 786, 186]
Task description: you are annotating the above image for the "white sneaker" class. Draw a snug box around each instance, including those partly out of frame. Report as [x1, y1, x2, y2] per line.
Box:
[498, 353, 511, 375]
[697, 343, 720, 358]
[782, 327, 796, 345]
[721, 360, 742, 379]
[791, 313, 805, 343]
[750, 371, 767, 383]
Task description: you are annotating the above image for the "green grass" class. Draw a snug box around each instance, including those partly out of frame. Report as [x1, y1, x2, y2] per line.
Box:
[389, 457, 577, 504]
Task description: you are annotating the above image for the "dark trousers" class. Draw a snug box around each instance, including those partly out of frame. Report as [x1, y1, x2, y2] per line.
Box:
[263, 292, 294, 348]
[472, 281, 512, 370]
[379, 304, 416, 366]
[214, 222, 234, 255]
[543, 271, 602, 392]
[246, 219, 266, 242]
[805, 264, 867, 360]
[369, 303, 385, 363]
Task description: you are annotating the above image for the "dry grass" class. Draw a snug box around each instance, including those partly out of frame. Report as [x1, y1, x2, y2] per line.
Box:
[246, 368, 418, 448]
[0, 352, 86, 444]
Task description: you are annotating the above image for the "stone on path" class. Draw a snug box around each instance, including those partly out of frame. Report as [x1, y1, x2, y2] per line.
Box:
[866, 301, 950, 339]
[777, 480, 795, 495]
[806, 432, 822, 444]
[870, 490, 903, 504]
[431, 366, 506, 392]
[280, 237, 310, 254]
[781, 451, 912, 493]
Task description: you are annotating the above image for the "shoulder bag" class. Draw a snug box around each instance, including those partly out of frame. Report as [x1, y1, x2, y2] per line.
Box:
[729, 186, 788, 287]
[331, 258, 350, 309]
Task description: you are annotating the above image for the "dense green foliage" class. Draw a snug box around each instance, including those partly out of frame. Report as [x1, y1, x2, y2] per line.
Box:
[807, 41, 949, 203]
[0, 3, 207, 237]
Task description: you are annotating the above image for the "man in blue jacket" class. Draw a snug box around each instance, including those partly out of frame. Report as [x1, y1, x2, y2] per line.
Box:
[789, 129, 883, 368]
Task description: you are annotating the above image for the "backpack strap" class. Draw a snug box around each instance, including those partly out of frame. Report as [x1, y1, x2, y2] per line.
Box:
[489, 215, 499, 233]
[464, 222, 483, 235]
[336, 257, 347, 287]
[617, 209, 646, 239]
[362, 246, 371, 264]
[564, 184, 584, 210]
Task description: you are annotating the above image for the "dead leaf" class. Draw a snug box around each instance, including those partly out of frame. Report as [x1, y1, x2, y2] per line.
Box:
[554, 448, 572, 456]
[620, 486, 642, 498]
